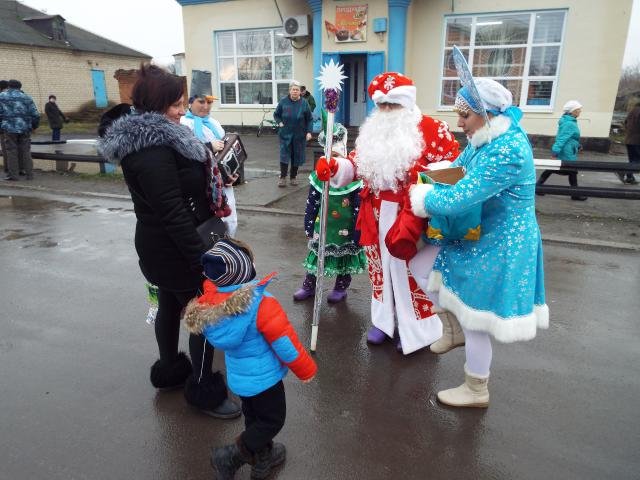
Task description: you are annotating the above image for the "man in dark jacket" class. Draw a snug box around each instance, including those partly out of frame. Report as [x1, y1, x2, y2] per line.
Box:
[300, 85, 316, 113]
[618, 98, 640, 184]
[0, 79, 40, 180]
[44, 95, 68, 141]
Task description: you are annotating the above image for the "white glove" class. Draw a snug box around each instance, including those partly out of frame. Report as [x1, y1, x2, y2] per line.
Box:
[409, 183, 434, 218]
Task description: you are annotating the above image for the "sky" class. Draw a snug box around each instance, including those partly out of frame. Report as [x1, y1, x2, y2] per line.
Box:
[19, 0, 640, 68]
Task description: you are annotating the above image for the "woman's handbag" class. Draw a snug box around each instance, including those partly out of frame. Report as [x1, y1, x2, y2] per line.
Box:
[197, 216, 228, 250]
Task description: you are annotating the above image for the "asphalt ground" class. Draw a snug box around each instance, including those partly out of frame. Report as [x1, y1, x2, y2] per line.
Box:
[0, 186, 639, 480]
[1, 133, 639, 479]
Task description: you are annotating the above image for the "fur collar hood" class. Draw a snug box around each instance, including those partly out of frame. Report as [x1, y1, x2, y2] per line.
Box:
[183, 282, 256, 334]
[469, 114, 512, 148]
[99, 111, 208, 165]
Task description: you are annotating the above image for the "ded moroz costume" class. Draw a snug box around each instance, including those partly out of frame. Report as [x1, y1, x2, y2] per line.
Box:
[316, 72, 460, 354]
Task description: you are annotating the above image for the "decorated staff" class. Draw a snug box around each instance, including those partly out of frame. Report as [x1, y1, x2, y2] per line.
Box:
[310, 59, 347, 352]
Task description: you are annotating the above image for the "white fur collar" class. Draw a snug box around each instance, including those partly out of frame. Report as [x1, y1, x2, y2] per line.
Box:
[469, 114, 512, 148]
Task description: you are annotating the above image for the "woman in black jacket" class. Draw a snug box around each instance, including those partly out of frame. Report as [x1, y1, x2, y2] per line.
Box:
[100, 64, 240, 419]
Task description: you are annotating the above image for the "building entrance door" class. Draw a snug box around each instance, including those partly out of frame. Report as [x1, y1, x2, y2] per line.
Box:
[343, 55, 367, 127]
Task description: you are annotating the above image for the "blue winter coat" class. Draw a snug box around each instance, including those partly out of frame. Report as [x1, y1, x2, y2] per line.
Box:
[183, 275, 317, 397]
[0, 88, 40, 134]
[421, 115, 548, 343]
[551, 114, 580, 161]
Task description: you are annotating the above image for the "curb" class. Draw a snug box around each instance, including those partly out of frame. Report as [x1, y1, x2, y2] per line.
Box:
[1, 182, 636, 251]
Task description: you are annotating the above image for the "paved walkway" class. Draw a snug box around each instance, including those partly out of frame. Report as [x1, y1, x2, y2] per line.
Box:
[2, 132, 639, 250]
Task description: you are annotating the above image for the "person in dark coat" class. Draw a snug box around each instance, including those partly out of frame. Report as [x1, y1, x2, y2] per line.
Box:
[618, 98, 640, 184]
[44, 95, 68, 141]
[99, 63, 240, 419]
[300, 85, 316, 113]
[273, 80, 312, 187]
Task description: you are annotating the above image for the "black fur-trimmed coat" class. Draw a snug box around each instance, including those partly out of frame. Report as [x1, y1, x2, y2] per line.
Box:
[100, 112, 223, 291]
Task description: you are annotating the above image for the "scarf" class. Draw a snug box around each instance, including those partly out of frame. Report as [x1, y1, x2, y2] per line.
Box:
[184, 110, 225, 141]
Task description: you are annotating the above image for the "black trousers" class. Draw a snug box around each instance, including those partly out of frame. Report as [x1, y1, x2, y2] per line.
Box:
[155, 287, 215, 379]
[537, 169, 578, 187]
[624, 144, 640, 180]
[4, 132, 33, 179]
[280, 162, 299, 179]
[240, 380, 286, 453]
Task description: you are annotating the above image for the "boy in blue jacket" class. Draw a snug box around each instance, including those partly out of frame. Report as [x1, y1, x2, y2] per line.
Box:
[184, 238, 317, 480]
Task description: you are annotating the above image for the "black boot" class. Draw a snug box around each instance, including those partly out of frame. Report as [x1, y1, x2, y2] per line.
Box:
[211, 438, 254, 480]
[251, 442, 286, 479]
[184, 372, 241, 419]
[149, 352, 192, 391]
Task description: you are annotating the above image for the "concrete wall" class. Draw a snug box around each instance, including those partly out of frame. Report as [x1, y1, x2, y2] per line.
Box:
[181, 0, 314, 127]
[0, 43, 147, 114]
[409, 0, 633, 138]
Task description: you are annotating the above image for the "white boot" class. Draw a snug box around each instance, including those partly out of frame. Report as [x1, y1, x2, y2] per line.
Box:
[437, 365, 489, 408]
[430, 311, 465, 354]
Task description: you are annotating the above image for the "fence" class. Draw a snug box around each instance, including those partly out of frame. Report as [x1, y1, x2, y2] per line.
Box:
[16, 140, 640, 200]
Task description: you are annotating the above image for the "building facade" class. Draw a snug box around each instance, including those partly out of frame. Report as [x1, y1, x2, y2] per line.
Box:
[177, 0, 633, 139]
[0, 1, 150, 112]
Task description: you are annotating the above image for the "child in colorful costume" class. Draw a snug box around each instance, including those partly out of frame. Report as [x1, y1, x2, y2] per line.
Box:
[184, 238, 317, 479]
[293, 120, 367, 303]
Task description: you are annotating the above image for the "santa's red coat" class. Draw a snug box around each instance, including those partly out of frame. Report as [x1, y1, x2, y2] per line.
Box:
[355, 114, 460, 246]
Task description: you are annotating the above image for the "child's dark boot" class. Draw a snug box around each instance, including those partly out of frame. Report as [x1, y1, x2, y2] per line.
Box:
[327, 274, 351, 303]
[293, 273, 316, 301]
[211, 438, 254, 480]
[251, 442, 287, 479]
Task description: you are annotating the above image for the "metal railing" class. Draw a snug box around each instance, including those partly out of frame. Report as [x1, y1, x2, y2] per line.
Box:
[534, 159, 640, 199]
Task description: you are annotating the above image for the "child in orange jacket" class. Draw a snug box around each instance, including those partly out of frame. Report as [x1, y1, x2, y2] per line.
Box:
[184, 238, 317, 480]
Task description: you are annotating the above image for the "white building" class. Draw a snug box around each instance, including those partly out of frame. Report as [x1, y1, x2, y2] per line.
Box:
[176, 0, 633, 145]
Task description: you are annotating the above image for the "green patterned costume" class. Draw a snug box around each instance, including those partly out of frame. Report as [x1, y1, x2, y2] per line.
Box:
[302, 172, 367, 276]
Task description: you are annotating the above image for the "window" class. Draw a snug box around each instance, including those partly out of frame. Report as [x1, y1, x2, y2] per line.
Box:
[216, 28, 293, 106]
[440, 10, 566, 109]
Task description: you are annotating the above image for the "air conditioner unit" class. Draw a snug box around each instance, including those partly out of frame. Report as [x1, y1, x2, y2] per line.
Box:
[283, 15, 310, 38]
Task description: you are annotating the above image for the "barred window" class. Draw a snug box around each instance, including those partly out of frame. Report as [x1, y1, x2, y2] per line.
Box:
[441, 10, 566, 110]
[216, 28, 293, 106]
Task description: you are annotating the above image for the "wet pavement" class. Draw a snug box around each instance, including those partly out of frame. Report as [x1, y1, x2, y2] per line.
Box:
[1, 188, 639, 480]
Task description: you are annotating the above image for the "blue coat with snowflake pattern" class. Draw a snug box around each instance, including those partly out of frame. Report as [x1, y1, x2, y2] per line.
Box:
[424, 116, 548, 343]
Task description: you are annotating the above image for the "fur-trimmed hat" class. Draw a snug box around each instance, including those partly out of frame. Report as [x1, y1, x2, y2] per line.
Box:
[202, 238, 256, 287]
[367, 72, 416, 110]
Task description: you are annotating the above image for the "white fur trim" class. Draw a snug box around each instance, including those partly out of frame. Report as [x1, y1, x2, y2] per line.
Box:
[371, 85, 416, 110]
[469, 114, 512, 148]
[410, 183, 432, 218]
[428, 271, 549, 344]
[426, 160, 453, 171]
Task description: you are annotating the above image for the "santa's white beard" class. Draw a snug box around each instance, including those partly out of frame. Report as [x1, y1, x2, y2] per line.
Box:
[355, 107, 424, 193]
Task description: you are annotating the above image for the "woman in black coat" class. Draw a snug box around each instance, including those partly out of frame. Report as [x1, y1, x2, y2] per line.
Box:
[100, 64, 240, 419]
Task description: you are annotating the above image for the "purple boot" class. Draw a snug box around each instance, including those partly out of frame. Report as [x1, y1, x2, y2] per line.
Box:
[366, 326, 388, 344]
[293, 273, 316, 301]
[327, 274, 351, 304]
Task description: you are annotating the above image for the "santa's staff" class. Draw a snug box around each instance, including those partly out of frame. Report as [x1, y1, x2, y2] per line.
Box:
[310, 60, 346, 352]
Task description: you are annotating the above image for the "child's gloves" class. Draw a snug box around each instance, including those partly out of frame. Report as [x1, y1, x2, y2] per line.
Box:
[316, 156, 338, 181]
[385, 193, 427, 261]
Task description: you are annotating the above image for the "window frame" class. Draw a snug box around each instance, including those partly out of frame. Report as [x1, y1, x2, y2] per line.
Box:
[438, 9, 568, 112]
[214, 27, 294, 108]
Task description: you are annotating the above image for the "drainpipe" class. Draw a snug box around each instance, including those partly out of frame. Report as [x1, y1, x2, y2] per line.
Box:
[388, 0, 412, 73]
[307, 0, 322, 130]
